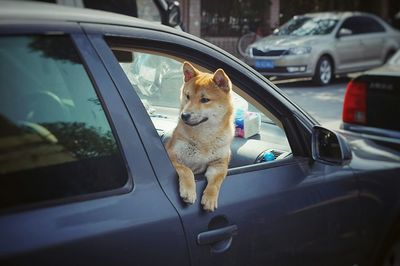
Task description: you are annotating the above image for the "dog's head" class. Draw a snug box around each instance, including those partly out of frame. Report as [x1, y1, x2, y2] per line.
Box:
[179, 62, 233, 127]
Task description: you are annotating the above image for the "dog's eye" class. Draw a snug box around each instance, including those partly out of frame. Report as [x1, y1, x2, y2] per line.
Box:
[186, 94, 190, 100]
[200, 97, 210, 103]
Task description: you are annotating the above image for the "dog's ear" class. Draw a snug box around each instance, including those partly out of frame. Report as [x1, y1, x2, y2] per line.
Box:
[213, 69, 231, 92]
[183, 62, 198, 82]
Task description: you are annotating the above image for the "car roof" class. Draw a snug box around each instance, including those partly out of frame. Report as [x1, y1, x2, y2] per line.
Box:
[0, 0, 172, 32]
[0, 0, 219, 59]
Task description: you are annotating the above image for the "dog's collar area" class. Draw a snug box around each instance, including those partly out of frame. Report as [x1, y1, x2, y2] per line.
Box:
[184, 117, 208, 127]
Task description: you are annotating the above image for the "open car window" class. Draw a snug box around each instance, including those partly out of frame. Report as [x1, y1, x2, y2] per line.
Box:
[112, 48, 292, 169]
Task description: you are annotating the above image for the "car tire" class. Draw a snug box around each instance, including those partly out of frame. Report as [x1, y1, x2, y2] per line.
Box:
[313, 56, 333, 86]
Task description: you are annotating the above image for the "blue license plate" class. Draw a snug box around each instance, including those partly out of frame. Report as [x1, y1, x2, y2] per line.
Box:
[255, 60, 274, 69]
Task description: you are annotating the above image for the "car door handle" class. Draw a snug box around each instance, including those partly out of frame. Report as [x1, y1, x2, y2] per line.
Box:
[197, 224, 238, 246]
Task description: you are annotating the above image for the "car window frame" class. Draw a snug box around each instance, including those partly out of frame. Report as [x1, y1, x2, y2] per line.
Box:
[0, 21, 151, 213]
[82, 22, 314, 181]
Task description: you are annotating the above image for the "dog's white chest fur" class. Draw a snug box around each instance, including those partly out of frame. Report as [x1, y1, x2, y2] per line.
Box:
[173, 134, 230, 174]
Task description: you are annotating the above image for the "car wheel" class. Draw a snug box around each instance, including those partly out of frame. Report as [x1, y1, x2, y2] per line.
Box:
[313, 56, 333, 86]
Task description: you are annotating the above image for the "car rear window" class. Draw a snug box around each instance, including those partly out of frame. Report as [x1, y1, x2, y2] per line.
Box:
[0, 35, 128, 210]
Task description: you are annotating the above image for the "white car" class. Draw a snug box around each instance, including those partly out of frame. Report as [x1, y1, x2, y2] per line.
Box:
[244, 12, 400, 85]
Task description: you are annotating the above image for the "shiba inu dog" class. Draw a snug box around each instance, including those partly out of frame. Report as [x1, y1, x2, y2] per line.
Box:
[166, 62, 234, 212]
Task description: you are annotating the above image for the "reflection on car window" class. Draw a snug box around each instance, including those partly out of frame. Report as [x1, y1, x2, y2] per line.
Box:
[0, 35, 128, 209]
[275, 17, 338, 36]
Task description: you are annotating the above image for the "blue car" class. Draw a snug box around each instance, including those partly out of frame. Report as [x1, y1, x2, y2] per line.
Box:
[0, 2, 399, 266]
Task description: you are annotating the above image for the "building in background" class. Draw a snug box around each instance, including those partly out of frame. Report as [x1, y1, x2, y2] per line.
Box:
[179, 0, 279, 57]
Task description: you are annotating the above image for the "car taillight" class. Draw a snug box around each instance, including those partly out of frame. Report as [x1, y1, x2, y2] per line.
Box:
[342, 80, 367, 124]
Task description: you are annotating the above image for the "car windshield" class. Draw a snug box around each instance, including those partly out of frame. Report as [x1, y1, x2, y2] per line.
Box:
[274, 16, 338, 36]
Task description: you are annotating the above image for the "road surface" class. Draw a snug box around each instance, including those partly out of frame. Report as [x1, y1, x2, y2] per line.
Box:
[272, 77, 350, 130]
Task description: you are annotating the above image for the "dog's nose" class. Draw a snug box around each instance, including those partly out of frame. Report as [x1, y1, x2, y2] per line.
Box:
[181, 112, 191, 122]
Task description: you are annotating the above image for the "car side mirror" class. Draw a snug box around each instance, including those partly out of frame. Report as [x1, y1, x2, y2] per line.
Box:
[311, 126, 351, 165]
[337, 28, 352, 38]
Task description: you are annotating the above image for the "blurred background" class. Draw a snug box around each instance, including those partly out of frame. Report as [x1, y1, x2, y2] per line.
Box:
[177, 0, 400, 57]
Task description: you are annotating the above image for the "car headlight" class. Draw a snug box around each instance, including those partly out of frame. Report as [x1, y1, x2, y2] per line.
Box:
[288, 47, 312, 55]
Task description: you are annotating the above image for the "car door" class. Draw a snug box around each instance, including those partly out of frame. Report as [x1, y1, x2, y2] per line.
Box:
[335, 16, 364, 71]
[0, 22, 189, 266]
[348, 137, 400, 266]
[85, 23, 362, 266]
[356, 16, 387, 67]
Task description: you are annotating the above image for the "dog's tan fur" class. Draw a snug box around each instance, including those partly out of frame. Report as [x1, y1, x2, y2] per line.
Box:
[166, 62, 234, 212]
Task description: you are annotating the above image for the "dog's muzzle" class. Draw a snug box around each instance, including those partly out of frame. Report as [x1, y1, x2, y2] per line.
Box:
[181, 112, 208, 126]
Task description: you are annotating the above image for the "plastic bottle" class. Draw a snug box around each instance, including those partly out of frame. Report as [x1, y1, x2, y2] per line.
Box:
[233, 94, 248, 138]
[263, 151, 276, 162]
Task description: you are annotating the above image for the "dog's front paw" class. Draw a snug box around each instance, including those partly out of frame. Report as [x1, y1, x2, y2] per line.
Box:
[177, 167, 196, 204]
[201, 186, 219, 212]
[180, 184, 196, 204]
[201, 193, 218, 212]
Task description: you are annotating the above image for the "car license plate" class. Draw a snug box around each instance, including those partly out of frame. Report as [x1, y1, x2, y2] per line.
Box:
[255, 60, 274, 69]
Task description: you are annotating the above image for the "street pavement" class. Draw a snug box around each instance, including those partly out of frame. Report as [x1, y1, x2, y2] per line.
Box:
[272, 77, 350, 130]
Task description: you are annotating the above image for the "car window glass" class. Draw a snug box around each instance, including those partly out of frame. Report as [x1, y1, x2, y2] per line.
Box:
[340, 17, 363, 35]
[341, 16, 385, 35]
[110, 47, 291, 169]
[0, 35, 128, 210]
[359, 16, 385, 33]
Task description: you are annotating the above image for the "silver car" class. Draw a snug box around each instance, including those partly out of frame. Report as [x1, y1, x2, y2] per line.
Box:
[244, 12, 400, 85]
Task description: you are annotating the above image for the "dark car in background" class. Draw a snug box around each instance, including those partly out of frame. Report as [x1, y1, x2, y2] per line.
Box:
[342, 50, 400, 143]
[244, 12, 400, 85]
[0, 2, 399, 266]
